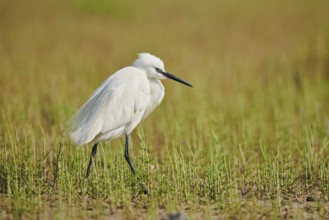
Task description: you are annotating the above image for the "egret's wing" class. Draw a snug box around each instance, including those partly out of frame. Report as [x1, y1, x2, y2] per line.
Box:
[67, 67, 150, 145]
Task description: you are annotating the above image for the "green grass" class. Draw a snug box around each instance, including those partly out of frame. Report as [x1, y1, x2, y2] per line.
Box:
[1, 0, 329, 219]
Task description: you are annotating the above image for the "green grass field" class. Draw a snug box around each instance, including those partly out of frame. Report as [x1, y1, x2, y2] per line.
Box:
[1, 0, 329, 219]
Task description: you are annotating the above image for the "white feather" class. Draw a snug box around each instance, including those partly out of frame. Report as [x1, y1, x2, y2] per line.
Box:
[68, 66, 150, 145]
[67, 53, 191, 146]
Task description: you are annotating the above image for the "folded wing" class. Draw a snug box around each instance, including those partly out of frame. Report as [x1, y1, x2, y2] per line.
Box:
[67, 67, 150, 145]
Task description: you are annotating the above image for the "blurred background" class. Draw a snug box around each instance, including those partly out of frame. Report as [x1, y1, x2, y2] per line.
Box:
[1, 0, 329, 164]
[1, 0, 329, 218]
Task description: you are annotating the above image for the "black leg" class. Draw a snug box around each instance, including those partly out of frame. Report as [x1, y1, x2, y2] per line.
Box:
[124, 134, 136, 175]
[124, 134, 148, 194]
[86, 143, 98, 180]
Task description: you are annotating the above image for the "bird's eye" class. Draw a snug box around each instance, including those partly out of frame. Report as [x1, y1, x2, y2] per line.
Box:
[155, 67, 161, 73]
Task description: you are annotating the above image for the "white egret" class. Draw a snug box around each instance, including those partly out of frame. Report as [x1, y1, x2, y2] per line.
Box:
[67, 53, 192, 180]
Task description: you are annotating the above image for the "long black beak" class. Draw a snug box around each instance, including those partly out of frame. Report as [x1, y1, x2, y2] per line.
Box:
[161, 71, 193, 87]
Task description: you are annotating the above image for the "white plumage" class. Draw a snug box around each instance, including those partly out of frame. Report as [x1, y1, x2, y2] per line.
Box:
[68, 66, 152, 145]
[67, 53, 192, 181]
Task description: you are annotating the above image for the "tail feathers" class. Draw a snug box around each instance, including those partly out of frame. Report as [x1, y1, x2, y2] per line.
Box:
[66, 88, 108, 145]
[67, 117, 103, 145]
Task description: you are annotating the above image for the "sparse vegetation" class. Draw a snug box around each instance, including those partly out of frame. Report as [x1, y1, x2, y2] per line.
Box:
[1, 0, 329, 219]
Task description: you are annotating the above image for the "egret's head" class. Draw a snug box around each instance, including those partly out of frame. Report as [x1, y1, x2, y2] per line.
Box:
[132, 53, 192, 87]
[132, 53, 166, 79]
